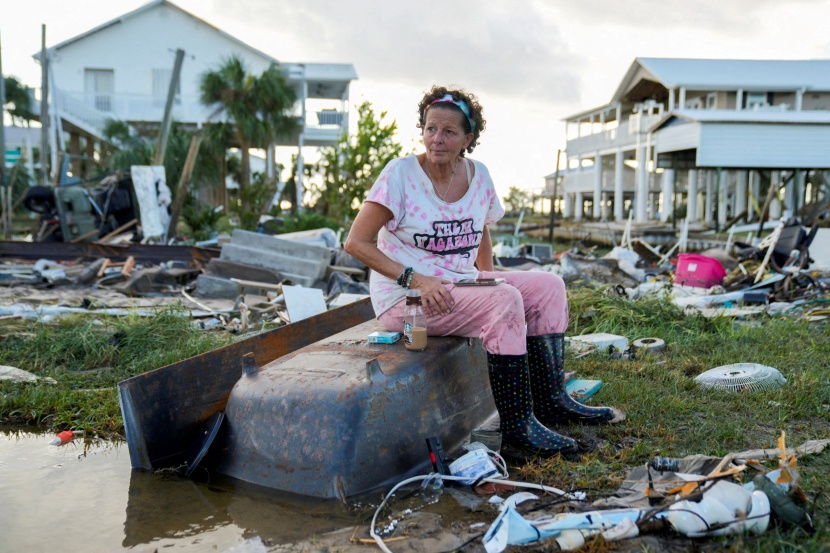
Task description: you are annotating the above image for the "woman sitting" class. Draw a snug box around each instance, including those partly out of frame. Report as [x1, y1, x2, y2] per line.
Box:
[345, 85, 624, 457]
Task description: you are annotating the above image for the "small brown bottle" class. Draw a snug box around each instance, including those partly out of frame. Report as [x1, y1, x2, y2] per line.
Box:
[404, 289, 427, 351]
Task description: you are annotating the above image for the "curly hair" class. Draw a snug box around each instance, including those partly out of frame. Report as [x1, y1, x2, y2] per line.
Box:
[417, 85, 486, 155]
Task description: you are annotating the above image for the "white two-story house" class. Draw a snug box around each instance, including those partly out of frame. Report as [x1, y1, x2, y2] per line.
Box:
[34, 0, 356, 205]
[556, 57, 830, 226]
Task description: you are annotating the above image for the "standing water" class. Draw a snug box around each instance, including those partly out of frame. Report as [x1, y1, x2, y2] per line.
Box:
[0, 427, 363, 552]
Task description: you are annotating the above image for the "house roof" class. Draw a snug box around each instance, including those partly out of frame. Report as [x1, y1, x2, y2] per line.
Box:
[33, 0, 279, 65]
[636, 58, 830, 91]
[565, 57, 830, 121]
[611, 58, 830, 105]
[651, 108, 830, 132]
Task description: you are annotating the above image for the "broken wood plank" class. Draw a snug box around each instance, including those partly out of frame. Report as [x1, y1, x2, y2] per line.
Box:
[120, 256, 136, 277]
[98, 218, 138, 243]
[230, 278, 284, 293]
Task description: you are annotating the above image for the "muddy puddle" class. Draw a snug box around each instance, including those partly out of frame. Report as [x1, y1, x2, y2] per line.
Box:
[0, 427, 494, 552]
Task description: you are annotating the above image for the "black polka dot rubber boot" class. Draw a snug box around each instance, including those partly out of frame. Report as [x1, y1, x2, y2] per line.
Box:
[486, 352, 577, 458]
[527, 333, 624, 425]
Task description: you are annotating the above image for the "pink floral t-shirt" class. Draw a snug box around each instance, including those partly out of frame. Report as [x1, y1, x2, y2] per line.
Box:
[365, 154, 505, 316]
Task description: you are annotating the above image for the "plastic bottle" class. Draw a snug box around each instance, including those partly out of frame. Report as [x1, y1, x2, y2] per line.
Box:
[49, 430, 83, 446]
[404, 289, 427, 351]
[648, 456, 680, 473]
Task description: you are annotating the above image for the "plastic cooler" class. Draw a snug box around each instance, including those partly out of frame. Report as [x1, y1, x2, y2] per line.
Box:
[674, 253, 727, 288]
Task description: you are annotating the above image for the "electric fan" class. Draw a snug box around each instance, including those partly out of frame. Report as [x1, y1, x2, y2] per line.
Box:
[695, 363, 786, 393]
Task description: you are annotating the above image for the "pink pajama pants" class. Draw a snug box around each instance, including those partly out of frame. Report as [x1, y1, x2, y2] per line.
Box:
[377, 271, 569, 355]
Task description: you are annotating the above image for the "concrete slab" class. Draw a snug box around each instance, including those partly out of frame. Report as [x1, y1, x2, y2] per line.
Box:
[231, 229, 332, 262]
[220, 244, 319, 286]
[221, 229, 332, 285]
[194, 274, 239, 299]
[206, 259, 282, 284]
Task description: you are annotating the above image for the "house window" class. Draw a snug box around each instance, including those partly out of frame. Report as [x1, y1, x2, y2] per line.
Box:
[747, 92, 768, 109]
[706, 92, 718, 109]
[84, 69, 114, 112]
[152, 68, 181, 106]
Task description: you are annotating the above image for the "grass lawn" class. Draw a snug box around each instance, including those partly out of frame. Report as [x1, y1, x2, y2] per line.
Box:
[1, 288, 828, 551]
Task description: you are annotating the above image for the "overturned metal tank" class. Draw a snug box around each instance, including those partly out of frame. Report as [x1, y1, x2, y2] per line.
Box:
[213, 319, 495, 499]
[119, 299, 376, 472]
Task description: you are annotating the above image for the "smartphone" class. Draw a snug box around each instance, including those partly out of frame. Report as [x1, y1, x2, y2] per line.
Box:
[455, 278, 505, 286]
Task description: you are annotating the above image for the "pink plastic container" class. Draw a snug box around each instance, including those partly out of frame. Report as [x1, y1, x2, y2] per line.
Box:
[674, 254, 727, 288]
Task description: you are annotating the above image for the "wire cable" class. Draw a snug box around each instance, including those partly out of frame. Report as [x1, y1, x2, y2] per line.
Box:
[369, 473, 580, 553]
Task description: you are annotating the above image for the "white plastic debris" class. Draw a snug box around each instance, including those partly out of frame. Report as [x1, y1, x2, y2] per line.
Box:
[567, 333, 628, 353]
[0, 365, 56, 384]
[604, 247, 645, 282]
[667, 480, 770, 538]
[601, 516, 639, 541]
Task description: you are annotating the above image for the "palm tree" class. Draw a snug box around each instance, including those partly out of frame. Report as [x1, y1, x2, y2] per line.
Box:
[200, 56, 297, 212]
[3, 76, 36, 126]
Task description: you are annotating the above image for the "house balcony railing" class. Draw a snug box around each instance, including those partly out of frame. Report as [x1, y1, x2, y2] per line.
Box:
[560, 167, 636, 194]
[566, 113, 663, 155]
[53, 89, 346, 144]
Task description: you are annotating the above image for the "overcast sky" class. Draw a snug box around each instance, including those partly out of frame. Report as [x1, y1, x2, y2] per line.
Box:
[4, 0, 830, 197]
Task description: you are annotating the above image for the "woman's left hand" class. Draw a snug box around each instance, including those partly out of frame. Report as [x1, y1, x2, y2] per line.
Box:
[410, 273, 454, 315]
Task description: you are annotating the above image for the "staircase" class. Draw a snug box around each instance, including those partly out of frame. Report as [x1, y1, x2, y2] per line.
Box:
[52, 90, 114, 140]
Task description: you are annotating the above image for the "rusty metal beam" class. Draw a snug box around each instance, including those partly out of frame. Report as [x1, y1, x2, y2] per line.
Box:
[118, 297, 376, 470]
[0, 240, 219, 264]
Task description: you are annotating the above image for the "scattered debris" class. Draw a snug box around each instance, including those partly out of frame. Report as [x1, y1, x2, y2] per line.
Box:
[632, 337, 665, 354]
[282, 285, 327, 322]
[0, 364, 57, 384]
[695, 363, 787, 393]
[3, 209, 827, 336]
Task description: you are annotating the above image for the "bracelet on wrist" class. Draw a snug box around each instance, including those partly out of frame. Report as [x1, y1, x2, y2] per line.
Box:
[404, 270, 415, 289]
[396, 267, 412, 287]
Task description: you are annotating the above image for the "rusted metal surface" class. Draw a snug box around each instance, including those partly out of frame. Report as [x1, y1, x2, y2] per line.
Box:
[0, 240, 219, 264]
[118, 298, 375, 471]
[214, 320, 496, 499]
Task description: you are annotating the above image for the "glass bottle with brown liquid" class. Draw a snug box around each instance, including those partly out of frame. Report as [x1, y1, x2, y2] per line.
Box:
[404, 289, 427, 351]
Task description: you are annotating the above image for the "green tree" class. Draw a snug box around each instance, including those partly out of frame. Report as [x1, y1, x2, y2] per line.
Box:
[3, 77, 36, 200]
[101, 119, 228, 212]
[503, 186, 532, 215]
[3, 76, 36, 126]
[199, 56, 297, 213]
[313, 101, 402, 222]
[101, 120, 153, 170]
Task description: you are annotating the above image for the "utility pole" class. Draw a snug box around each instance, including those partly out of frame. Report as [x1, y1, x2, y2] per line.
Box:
[153, 48, 185, 166]
[0, 29, 6, 190]
[40, 24, 50, 186]
[672, 157, 678, 231]
[0, 30, 8, 238]
[548, 149, 561, 243]
[166, 131, 202, 242]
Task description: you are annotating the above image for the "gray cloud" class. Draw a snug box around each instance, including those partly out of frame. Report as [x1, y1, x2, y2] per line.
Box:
[212, 0, 583, 104]
[553, 0, 825, 33]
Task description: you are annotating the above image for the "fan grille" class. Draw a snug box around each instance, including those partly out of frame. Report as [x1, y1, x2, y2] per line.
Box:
[695, 363, 786, 393]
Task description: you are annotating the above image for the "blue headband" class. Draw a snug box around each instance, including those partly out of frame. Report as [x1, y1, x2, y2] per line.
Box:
[427, 94, 476, 132]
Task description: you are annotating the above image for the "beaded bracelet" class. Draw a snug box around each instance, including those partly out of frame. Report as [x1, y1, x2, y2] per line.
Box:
[404, 270, 415, 289]
[396, 266, 413, 287]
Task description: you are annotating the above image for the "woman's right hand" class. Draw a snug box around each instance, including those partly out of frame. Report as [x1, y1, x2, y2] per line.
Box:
[410, 273, 454, 315]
